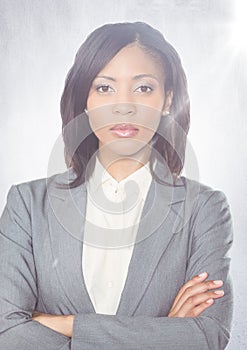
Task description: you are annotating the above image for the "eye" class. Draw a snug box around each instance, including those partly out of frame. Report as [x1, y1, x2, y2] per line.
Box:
[135, 85, 154, 93]
[95, 84, 114, 93]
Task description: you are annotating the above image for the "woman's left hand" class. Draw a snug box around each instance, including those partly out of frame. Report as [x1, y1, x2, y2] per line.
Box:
[167, 272, 224, 318]
[32, 311, 74, 338]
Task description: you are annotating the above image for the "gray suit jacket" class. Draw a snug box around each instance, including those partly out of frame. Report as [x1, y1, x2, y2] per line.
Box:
[0, 166, 233, 349]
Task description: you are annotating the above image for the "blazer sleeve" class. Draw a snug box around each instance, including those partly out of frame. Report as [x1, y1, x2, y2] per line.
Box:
[0, 185, 71, 349]
[0, 184, 233, 350]
[70, 189, 233, 350]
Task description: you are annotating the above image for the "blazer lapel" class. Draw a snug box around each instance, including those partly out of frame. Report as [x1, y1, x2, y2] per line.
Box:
[46, 164, 199, 316]
[47, 169, 95, 313]
[116, 174, 187, 316]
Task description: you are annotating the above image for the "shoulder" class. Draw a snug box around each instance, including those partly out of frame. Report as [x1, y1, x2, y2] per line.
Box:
[179, 176, 233, 236]
[5, 168, 76, 207]
[179, 175, 230, 208]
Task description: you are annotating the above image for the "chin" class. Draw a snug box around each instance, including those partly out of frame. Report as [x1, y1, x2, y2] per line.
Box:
[103, 139, 152, 159]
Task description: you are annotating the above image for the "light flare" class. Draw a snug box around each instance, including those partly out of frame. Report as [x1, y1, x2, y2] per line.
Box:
[231, 0, 247, 51]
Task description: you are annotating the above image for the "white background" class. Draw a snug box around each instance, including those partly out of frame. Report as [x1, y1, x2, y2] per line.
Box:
[0, 1, 246, 348]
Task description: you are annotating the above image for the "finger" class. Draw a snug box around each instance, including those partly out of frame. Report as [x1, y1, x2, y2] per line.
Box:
[173, 299, 215, 318]
[170, 279, 223, 315]
[169, 272, 209, 313]
[175, 279, 223, 312]
[190, 299, 215, 317]
[176, 289, 225, 317]
[170, 272, 208, 311]
[169, 298, 214, 318]
[170, 278, 223, 315]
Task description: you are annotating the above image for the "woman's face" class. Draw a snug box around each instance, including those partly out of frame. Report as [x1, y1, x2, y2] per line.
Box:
[86, 44, 172, 163]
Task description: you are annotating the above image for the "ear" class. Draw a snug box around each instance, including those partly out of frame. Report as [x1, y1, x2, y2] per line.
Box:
[162, 90, 173, 116]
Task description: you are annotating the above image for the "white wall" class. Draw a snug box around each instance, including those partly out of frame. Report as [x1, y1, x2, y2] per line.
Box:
[0, 1, 246, 348]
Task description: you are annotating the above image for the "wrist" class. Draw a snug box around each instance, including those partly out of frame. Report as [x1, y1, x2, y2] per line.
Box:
[64, 315, 75, 338]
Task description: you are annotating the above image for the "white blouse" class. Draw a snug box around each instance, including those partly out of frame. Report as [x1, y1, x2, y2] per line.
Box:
[82, 157, 153, 315]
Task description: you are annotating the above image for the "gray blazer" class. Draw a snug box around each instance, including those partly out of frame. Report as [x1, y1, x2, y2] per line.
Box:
[0, 166, 233, 350]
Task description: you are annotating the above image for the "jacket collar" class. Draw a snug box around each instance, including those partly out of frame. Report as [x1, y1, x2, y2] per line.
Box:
[46, 161, 196, 315]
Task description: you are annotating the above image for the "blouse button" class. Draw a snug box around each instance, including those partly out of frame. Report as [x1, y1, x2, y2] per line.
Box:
[107, 281, 113, 288]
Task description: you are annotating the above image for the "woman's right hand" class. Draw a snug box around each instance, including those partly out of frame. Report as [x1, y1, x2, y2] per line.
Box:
[168, 272, 224, 318]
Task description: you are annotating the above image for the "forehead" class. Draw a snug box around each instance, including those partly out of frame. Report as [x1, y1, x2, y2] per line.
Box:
[97, 44, 165, 78]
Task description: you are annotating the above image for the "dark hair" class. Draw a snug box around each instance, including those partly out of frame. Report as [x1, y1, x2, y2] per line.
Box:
[60, 21, 190, 188]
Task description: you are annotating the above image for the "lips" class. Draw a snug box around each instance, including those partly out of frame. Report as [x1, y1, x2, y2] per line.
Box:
[110, 124, 139, 138]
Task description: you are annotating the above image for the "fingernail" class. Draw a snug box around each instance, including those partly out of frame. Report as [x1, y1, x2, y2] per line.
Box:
[213, 280, 223, 285]
[206, 299, 214, 304]
[214, 290, 224, 295]
[198, 272, 207, 278]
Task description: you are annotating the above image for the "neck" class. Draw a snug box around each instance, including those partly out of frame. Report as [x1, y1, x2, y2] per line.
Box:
[97, 147, 151, 182]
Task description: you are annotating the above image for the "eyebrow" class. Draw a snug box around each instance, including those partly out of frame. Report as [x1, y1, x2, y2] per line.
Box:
[94, 74, 160, 82]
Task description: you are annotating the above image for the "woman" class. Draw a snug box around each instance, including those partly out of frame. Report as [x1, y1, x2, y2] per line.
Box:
[0, 22, 233, 349]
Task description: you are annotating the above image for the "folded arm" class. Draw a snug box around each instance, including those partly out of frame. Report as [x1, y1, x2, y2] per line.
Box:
[0, 185, 71, 349]
[0, 185, 233, 350]
[70, 189, 233, 350]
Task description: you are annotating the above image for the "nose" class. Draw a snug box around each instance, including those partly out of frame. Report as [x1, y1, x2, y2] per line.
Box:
[112, 102, 137, 116]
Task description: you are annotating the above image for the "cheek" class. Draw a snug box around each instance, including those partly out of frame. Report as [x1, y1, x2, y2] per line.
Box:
[91, 127, 110, 144]
[87, 105, 114, 133]
[87, 105, 162, 139]
[135, 106, 161, 135]
[86, 91, 99, 110]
